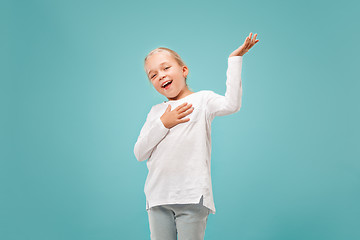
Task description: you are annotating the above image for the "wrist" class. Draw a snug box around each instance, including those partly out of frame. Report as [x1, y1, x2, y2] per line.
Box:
[160, 117, 170, 129]
[230, 52, 246, 57]
[229, 53, 244, 58]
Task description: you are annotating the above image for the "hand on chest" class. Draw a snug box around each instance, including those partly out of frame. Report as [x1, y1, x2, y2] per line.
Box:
[162, 101, 204, 127]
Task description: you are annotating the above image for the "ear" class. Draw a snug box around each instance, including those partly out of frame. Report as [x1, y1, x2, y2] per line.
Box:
[182, 65, 189, 78]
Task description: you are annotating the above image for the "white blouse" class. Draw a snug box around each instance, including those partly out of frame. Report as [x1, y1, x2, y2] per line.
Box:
[134, 56, 243, 214]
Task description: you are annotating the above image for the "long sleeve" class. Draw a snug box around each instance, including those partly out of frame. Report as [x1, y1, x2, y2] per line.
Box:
[205, 56, 243, 117]
[134, 107, 170, 162]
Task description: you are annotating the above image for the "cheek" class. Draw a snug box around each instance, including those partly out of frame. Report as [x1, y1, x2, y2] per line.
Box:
[151, 83, 159, 90]
[177, 79, 186, 86]
[151, 81, 158, 88]
[156, 84, 162, 90]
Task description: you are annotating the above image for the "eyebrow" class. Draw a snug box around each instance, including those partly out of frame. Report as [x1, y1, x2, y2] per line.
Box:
[147, 62, 170, 76]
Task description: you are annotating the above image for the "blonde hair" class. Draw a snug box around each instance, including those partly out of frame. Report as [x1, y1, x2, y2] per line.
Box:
[144, 47, 189, 84]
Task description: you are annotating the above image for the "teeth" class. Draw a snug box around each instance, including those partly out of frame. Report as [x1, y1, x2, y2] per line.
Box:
[162, 80, 172, 88]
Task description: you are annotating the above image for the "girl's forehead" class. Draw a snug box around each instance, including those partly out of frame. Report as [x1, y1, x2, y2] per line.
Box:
[148, 51, 174, 63]
[145, 52, 177, 72]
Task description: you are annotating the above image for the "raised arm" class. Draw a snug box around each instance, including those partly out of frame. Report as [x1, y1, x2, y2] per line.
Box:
[206, 32, 259, 118]
[205, 56, 243, 117]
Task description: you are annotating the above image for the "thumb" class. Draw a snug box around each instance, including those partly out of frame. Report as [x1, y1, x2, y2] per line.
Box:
[165, 104, 171, 112]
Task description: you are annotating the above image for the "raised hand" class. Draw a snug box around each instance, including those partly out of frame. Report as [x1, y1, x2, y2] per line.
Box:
[229, 32, 259, 57]
[160, 102, 194, 129]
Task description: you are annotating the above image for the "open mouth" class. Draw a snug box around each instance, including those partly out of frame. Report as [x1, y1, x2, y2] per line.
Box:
[161, 80, 173, 90]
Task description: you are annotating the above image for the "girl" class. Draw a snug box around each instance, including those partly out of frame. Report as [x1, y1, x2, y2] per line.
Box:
[134, 33, 259, 240]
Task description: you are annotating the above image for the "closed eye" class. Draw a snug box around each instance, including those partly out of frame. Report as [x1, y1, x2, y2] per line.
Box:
[150, 67, 170, 79]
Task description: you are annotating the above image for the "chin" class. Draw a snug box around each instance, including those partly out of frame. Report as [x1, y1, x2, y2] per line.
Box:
[167, 90, 180, 98]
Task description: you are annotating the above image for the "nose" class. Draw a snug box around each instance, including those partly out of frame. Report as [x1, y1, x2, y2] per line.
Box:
[159, 71, 166, 81]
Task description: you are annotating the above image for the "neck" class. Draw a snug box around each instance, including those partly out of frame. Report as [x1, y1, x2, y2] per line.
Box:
[167, 87, 194, 101]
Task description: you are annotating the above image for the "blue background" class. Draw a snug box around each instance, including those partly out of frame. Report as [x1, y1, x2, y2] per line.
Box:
[1, 0, 359, 239]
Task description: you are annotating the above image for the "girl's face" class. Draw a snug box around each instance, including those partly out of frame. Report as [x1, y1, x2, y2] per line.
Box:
[145, 52, 190, 101]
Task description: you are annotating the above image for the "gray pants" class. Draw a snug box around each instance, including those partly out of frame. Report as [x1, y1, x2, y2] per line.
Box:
[147, 196, 210, 240]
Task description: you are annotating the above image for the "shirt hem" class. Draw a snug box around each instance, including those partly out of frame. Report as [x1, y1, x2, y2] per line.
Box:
[146, 194, 216, 215]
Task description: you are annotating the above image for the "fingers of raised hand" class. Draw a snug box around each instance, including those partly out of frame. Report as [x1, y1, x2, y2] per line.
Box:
[249, 33, 259, 48]
[243, 33, 259, 51]
[243, 33, 252, 49]
[251, 33, 258, 45]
